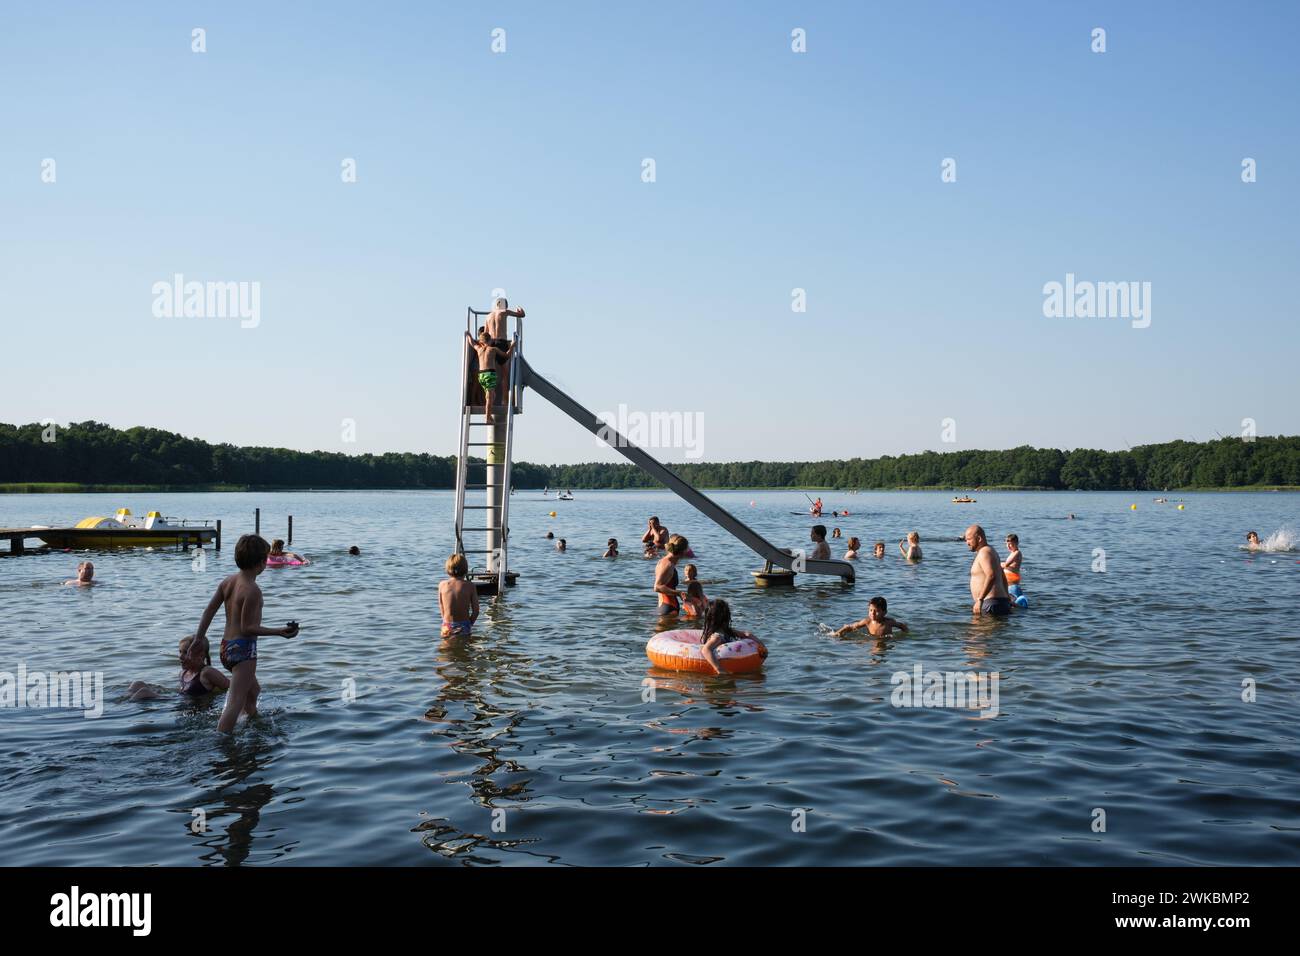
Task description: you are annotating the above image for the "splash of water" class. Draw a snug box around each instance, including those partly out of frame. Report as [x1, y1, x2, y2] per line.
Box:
[1242, 526, 1298, 553]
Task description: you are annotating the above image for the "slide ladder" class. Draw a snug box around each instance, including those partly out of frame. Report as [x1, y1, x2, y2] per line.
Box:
[453, 308, 522, 592]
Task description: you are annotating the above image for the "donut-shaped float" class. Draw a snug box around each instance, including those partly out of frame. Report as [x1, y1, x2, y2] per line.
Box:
[266, 555, 308, 567]
[646, 628, 768, 674]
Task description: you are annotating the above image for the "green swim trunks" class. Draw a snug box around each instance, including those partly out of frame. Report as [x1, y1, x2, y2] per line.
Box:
[477, 370, 498, 391]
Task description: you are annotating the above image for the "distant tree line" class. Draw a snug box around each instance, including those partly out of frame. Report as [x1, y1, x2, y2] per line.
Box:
[2, 422, 1297, 490]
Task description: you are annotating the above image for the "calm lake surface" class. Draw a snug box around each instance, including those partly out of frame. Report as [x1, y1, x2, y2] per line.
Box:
[1, 489, 1297, 866]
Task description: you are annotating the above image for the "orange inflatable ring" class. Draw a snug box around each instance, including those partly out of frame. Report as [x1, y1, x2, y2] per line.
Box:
[646, 628, 768, 674]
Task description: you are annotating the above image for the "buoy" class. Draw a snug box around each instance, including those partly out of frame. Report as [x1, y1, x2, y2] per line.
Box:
[549, 511, 556, 517]
[1177, 504, 1185, 510]
[750, 501, 755, 507]
[1130, 504, 1137, 510]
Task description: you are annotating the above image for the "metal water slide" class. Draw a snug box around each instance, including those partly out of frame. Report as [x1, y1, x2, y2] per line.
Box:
[516, 356, 855, 583]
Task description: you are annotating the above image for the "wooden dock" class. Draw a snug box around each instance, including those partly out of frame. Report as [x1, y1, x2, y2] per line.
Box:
[0, 525, 218, 555]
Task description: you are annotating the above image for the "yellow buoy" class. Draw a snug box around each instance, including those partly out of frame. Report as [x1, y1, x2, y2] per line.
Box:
[549, 511, 557, 518]
[1130, 504, 1137, 510]
[1177, 504, 1185, 510]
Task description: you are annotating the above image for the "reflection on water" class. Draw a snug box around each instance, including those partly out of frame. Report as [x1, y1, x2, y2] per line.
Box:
[2, 489, 1299, 865]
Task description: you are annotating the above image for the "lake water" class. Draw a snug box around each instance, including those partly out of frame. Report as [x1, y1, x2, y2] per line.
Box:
[1, 489, 1297, 866]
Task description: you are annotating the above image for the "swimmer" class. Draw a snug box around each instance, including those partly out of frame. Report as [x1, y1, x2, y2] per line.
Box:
[546, 531, 555, 540]
[193, 534, 299, 734]
[124, 635, 231, 701]
[1002, 534, 1022, 584]
[832, 527, 842, 539]
[845, 536, 861, 560]
[348, 545, 361, 556]
[873, 541, 886, 559]
[833, 596, 908, 638]
[268, 539, 308, 564]
[898, 531, 922, 561]
[643, 542, 657, 559]
[642, 516, 669, 551]
[556, 538, 567, 552]
[654, 535, 690, 617]
[603, 537, 619, 558]
[467, 327, 514, 423]
[809, 525, 831, 562]
[438, 553, 479, 640]
[63, 561, 95, 586]
[1245, 531, 1261, 551]
[810, 497, 823, 517]
[699, 599, 753, 675]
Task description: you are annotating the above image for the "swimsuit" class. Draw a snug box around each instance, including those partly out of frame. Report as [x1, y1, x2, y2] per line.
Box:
[220, 636, 258, 670]
[441, 620, 472, 639]
[179, 670, 209, 697]
[981, 597, 1012, 616]
[477, 370, 498, 391]
[1004, 569, 1021, 584]
[658, 565, 680, 616]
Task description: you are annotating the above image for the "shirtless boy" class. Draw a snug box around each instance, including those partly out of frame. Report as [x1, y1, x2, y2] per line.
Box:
[468, 327, 514, 423]
[834, 596, 909, 638]
[193, 534, 298, 733]
[965, 524, 1011, 616]
[898, 532, 922, 561]
[438, 553, 479, 639]
[809, 525, 831, 562]
[485, 297, 525, 349]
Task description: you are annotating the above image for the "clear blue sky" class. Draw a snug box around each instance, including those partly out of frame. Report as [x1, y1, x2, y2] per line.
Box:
[3, 2, 1296, 465]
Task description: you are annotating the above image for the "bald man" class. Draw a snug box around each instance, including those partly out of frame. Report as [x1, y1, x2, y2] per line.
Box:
[964, 524, 1011, 616]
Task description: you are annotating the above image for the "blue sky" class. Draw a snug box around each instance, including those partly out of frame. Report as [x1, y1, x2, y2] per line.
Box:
[2, 1, 1296, 465]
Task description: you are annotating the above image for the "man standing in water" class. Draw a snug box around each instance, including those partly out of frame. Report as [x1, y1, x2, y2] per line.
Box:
[965, 524, 1011, 616]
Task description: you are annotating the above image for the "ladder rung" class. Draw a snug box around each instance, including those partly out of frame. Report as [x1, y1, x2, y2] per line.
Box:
[460, 549, 497, 553]
[464, 484, 503, 489]
[461, 528, 499, 532]
[461, 505, 496, 510]
[466, 443, 504, 447]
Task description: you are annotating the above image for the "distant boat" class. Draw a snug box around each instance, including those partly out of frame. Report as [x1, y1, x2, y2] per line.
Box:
[952, 496, 976, 504]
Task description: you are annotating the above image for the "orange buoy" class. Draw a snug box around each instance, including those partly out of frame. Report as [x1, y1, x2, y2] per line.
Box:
[646, 628, 768, 674]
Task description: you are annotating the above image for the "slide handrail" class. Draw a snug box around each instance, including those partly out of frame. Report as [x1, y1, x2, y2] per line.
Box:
[516, 357, 855, 582]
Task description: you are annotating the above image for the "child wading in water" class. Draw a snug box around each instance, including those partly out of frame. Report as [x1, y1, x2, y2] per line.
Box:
[125, 634, 231, 701]
[603, 538, 619, 558]
[809, 525, 831, 561]
[468, 327, 514, 423]
[1002, 534, 1022, 584]
[834, 596, 908, 637]
[699, 598, 754, 675]
[845, 537, 861, 559]
[873, 541, 886, 559]
[193, 534, 299, 733]
[898, 531, 922, 561]
[681, 564, 708, 619]
[439, 554, 480, 639]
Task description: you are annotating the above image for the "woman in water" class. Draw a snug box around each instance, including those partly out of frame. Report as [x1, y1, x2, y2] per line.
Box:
[654, 534, 689, 618]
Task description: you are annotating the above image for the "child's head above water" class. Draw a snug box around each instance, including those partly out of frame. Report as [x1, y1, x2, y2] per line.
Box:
[848, 537, 861, 551]
[702, 598, 734, 638]
[868, 595, 888, 619]
[811, 524, 827, 541]
[234, 534, 270, 571]
[1246, 531, 1260, 544]
[77, 561, 94, 580]
[684, 563, 698, 581]
[270, 539, 285, 555]
[608, 538, 618, 548]
[873, 541, 886, 556]
[445, 553, 468, 579]
[907, 531, 920, 544]
[1005, 533, 1019, 548]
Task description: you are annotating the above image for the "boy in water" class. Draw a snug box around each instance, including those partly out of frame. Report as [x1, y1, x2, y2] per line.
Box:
[1002, 533, 1022, 583]
[833, 596, 909, 638]
[898, 531, 922, 561]
[467, 327, 514, 423]
[63, 561, 95, 586]
[603, 538, 619, 558]
[873, 541, 886, 559]
[1245, 531, 1261, 550]
[438, 554, 479, 640]
[809, 525, 831, 561]
[193, 534, 299, 734]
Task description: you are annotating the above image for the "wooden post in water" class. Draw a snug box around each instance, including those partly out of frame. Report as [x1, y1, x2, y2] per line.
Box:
[288, 515, 293, 546]
[255, 508, 261, 536]
[216, 519, 222, 550]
